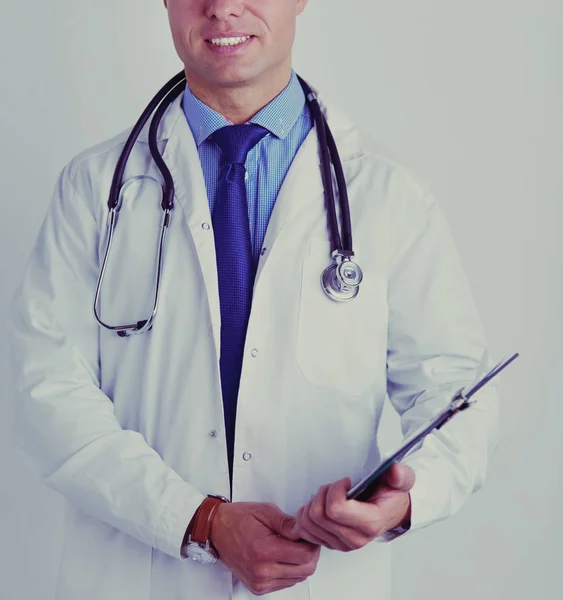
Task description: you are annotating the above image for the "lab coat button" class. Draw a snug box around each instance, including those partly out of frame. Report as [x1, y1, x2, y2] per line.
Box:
[261, 247, 267, 256]
[209, 430, 217, 439]
[243, 452, 252, 461]
[202, 222, 211, 230]
[251, 349, 258, 357]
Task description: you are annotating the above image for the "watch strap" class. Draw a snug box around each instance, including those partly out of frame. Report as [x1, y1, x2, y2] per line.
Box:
[189, 496, 225, 545]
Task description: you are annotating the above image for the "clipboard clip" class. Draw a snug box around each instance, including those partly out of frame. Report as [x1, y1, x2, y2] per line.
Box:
[438, 352, 520, 430]
[451, 386, 474, 410]
[437, 387, 473, 430]
[347, 351, 519, 501]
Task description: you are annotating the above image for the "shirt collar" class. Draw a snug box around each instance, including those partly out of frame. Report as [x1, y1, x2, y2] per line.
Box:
[182, 70, 306, 147]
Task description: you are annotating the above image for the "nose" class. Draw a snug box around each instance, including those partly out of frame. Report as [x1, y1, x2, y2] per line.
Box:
[205, 0, 244, 21]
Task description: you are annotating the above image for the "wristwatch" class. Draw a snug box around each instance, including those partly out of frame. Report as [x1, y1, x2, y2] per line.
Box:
[181, 494, 230, 565]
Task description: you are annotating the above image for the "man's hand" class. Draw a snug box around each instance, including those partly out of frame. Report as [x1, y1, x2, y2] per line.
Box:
[210, 502, 321, 596]
[291, 463, 415, 552]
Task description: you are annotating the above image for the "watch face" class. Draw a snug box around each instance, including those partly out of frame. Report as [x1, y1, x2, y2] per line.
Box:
[187, 544, 217, 565]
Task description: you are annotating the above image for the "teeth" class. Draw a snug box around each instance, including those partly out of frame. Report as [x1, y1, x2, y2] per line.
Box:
[210, 36, 251, 47]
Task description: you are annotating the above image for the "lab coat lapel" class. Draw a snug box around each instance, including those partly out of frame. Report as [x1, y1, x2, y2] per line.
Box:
[159, 97, 222, 355]
[143, 91, 362, 349]
[253, 125, 324, 287]
[254, 95, 362, 288]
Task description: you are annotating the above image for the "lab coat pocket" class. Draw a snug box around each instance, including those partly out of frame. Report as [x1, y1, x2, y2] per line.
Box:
[296, 238, 387, 396]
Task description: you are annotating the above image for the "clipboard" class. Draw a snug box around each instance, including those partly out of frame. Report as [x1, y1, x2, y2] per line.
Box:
[346, 353, 519, 502]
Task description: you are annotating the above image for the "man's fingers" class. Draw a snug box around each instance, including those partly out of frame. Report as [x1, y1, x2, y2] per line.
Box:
[325, 477, 352, 519]
[263, 531, 320, 565]
[299, 486, 354, 551]
[294, 480, 379, 543]
[295, 528, 328, 548]
[381, 463, 415, 492]
[248, 577, 308, 597]
[317, 479, 381, 533]
[268, 537, 319, 565]
[263, 503, 299, 539]
[289, 471, 414, 554]
[249, 557, 318, 582]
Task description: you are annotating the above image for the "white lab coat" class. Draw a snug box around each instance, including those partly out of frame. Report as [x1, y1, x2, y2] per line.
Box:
[10, 85, 498, 600]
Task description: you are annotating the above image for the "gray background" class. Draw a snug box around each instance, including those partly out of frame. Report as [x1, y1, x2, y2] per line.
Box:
[1, 0, 562, 598]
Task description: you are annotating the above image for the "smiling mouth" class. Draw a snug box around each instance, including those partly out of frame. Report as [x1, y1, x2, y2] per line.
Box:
[207, 35, 254, 47]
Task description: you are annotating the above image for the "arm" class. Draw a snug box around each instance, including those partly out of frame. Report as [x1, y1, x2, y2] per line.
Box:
[386, 194, 499, 533]
[9, 163, 206, 560]
[292, 191, 499, 549]
[11, 162, 321, 593]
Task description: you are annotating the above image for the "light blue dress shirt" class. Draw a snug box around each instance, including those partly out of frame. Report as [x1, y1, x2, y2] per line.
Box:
[182, 71, 313, 261]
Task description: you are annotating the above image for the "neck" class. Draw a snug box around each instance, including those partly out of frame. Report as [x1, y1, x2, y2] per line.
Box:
[185, 65, 293, 124]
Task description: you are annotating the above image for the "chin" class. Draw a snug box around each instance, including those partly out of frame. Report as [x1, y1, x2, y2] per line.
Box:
[201, 65, 264, 89]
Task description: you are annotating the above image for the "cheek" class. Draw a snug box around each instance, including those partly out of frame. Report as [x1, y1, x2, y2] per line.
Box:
[261, 1, 298, 40]
[168, 5, 198, 48]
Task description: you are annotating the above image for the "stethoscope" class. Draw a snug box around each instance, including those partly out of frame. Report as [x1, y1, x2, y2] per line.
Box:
[93, 71, 364, 337]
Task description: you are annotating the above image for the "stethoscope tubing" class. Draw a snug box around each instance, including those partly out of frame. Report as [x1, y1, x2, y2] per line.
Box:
[108, 71, 185, 212]
[108, 72, 352, 251]
[96, 72, 360, 335]
[298, 80, 341, 253]
[325, 120, 353, 253]
[148, 79, 186, 212]
[93, 176, 169, 336]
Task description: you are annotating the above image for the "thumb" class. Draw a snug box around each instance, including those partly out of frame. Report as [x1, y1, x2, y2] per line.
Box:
[383, 463, 416, 492]
[265, 505, 299, 540]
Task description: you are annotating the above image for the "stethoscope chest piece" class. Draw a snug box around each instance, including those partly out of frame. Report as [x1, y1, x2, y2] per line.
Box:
[321, 251, 364, 302]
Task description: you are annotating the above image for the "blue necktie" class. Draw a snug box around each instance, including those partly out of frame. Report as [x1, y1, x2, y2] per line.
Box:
[210, 124, 268, 483]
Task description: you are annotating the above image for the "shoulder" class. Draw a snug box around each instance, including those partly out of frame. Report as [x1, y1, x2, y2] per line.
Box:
[314, 87, 440, 260]
[319, 90, 435, 214]
[66, 127, 133, 181]
[61, 94, 184, 198]
[51, 127, 136, 226]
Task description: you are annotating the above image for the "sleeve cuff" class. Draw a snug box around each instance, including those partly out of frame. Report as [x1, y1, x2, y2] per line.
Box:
[154, 481, 206, 560]
[375, 519, 411, 543]
[400, 456, 449, 533]
[373, 494, 412, 543]
[373, 457, 446, 543]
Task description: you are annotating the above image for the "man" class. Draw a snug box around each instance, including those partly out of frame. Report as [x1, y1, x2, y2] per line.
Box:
[9, 1, 498, 599]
